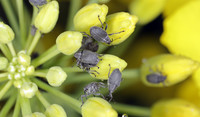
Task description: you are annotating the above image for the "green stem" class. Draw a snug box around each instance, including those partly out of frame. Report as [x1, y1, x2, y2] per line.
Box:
[33, 70, 47, 78]
[0, 77, 8, 82]
[87, 0, 98, 4]
[31, 45, 60, 67]
[66, 0, 82, 30]
[16, 0, 26, 47]
[122, 68, 140, 79]
[112, 103, 150, 117]
[36, 91, 50, 108]
[1, 0, 20, 39]
[97, 42, 108, 54]
[32, 78, 82, 113]
[7, 42, 16, 57]
[0, 80, 13, 100]
[27, 30, 41, 55]
[0, 73, 8, 78]
[0, 90, 17, 117]
[13, 94, 21, 117]
[0, 43, 12, 61]
[20, 95, 32, 116]
[25, 7, 38, 50]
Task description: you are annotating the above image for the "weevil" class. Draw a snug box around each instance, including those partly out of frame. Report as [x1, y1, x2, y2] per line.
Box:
[146, 66, 167, 84]
[107, 65, 122, 102]
[29, 0, 47, 8]
[90, 15, 124, 44]
[31, 25, 37, 36]
[81, 33, 99, 52]
[81, 82, 106, 106]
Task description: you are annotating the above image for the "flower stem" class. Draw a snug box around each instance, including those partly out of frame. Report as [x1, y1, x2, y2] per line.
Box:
[7, 42, 16, 57]
[33, 70, 47, 78]
[0, 80, 13, 100]
[0, 43, 12, 61]
[27, 30, 41, 55]
[66, 0, 82, 30]
[0, 73, 8, 82]
[87, 0, 98, 4]
[0, 90, 17, 117]
[122, 68, 140, 79]
[13, 94, 21, 117]
[112, 103, 150, 117]
[36, 91, 50, 108]
[20, 94, 32, 116]
[32, 78, 82, 113]
[31, 45, 60, 67]
[16, 0, 26, 47]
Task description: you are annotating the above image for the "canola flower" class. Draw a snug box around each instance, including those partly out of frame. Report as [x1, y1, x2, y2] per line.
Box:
[0, 0, 153, 117]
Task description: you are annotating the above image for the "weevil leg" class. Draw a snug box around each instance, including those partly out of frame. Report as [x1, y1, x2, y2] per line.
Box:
[108, 64, 111, 77]
[108, 93, 113, 102]
[105, 22, 108, 31]
[94, 93, 105, 99]
[98, 15, 104, 29]
[108, 30, 125, 36]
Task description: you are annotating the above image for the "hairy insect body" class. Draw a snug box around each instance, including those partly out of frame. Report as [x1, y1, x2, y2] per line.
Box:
[146, 72, 167, 84]
[29, 0, 47, 7]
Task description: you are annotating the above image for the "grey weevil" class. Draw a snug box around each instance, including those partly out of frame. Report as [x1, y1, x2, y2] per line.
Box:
[146, 66, 167, 84]
[81, 82, 106, 106]
[81, 33, 99, 52]
[90, 15, 124, 44]
[107, 65, 122, 102]
[29, 0, 47, 8]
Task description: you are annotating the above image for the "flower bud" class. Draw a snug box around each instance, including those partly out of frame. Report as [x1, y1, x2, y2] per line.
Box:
[141, 54, 199, 87]
[45, 104, 67, 117]
[34, 1, 59, 33]
[81, 97, 118, 117]
[74, 3, 108, 33]
[105, 12, 138, 45]
[46, 66, 67, 87]
[17, 51, 31, 66]
[20, 82, 38, 98]
[0, 22, 14, 44]
[13, 80, 23, 88]
[90, 54, 127, 80]
[129, 0, 166, 25]
[25, 66, 35, 75]
[0, 57, 8, 70]
[26, 112, 46, 117]
[56, 31, 82, 55]
[151, 99, 200, 117]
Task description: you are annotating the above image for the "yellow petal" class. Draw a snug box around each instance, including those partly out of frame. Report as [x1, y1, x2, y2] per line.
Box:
[73, 3, 108, 33]
[161, 0, 200, 62]
[105, 12, 138, 45]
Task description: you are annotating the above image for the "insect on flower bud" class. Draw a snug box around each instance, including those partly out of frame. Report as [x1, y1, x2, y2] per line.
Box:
[81, 97, 118, 117]
[46, 66, 67, 87]
[105, 12, 138, 45]
[74, 3, 108, 33]
[129, 0, 166, 25]
[20, 82, 38, 98]
[0, 57, 8, 70]
[45, 104, 67, 117]
[90, 54, 127, 80]
[151, 99, 200, 117]
[56, 31, 83, 55]
[0, 22, 15, 44]
[140, 54, 199, 87]
[34, 1, 59, 33]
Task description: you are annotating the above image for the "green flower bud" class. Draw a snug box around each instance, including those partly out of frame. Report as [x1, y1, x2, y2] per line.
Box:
[25, 66, 35, 76]
[20, 82, 38, 98]
[82, 97, 118, 117]
[17, 51, 31, 66]
[45, 104, 67, 117]
[0, 57, 8, 70]
[13, 80, 23, 88]
[90, 54, 127, 80]
[46, 66, 67, 87]
[56, 31, 82, 55]
[74, 3, 108, 33]
[0, 22, 14, 44]
[34, 1, 59, 33]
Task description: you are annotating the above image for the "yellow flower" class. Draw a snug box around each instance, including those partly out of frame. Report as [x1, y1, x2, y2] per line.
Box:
[160, 0, 200, 62]
[105, 12, 138, 45]
[129, 0, 166, 25]
[56, 31, 83, 55]
[73, 3, 108, 33]
[90, 54, 127, 80]
[34, 1, 59, 33]
[45, 104, 67, 117]
[140, 54, 199, 87]
[151, 99, 200, 117]
[81, 97, 118, 117]
[0, 22, 14, 44]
